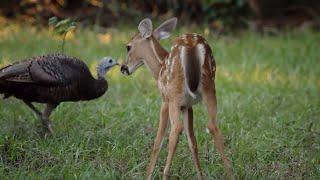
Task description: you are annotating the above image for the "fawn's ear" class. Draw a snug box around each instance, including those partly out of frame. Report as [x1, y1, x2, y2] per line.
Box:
[138, 18, 153, 39]
[153, 17, 177, 40]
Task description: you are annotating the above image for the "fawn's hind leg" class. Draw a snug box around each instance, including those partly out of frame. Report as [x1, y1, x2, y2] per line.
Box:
[202, 84, 234, 179]
[183, 107, 203, 179]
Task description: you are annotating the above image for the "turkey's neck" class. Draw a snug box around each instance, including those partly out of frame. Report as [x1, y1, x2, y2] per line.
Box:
[97, 69, 107, 80]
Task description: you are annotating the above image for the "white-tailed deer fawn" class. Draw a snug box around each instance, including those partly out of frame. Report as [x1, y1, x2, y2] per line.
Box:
[121, 18, 233, 180]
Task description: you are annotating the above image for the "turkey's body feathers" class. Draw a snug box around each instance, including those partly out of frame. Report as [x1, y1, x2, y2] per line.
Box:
[0, 54, 107, 103]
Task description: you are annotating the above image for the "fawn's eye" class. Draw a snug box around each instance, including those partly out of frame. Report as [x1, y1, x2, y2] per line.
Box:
[126, 45, 132, 52]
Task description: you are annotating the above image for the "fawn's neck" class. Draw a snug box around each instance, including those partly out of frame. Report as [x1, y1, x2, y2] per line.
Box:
[144, 37, 168, 80]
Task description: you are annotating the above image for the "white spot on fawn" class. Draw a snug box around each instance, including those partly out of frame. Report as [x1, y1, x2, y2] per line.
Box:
[206, 128, 210, 133]
[197, 43, 206, 66]
[180, 46, 187, 64]
[193, 33, 198, 40]
[168, 56, 176, 80]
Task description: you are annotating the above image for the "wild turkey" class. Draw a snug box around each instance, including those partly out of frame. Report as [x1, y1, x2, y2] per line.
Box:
[0, 54, 118, 135]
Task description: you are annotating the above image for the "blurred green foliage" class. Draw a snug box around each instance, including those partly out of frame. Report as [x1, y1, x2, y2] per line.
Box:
[48, 17, 77, 53]
[48, 17, 76, 36]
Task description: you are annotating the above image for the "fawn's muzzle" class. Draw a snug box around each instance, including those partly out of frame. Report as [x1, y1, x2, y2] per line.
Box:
[120, 64, 130, 75]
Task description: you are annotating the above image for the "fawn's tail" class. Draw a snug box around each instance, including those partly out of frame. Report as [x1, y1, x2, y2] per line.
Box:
[180, 46, 201, 98]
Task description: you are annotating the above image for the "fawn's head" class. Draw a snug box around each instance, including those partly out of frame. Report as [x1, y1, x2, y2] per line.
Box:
[121, 17, 177, 75]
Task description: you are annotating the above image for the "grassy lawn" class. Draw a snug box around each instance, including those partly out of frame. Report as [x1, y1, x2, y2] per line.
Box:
[0, 24, 319, 179]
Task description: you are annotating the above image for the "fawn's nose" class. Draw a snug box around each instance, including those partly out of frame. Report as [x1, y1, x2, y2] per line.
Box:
[121, 64, 130, 75]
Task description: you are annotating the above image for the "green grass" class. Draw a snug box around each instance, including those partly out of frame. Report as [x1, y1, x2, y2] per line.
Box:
[0, 24, 319, 179]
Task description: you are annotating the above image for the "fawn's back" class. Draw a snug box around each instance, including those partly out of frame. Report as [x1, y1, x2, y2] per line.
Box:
[158, 33, 216, 107]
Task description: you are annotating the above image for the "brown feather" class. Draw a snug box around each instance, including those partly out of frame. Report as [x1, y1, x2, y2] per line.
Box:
[0, 62, 30, 82]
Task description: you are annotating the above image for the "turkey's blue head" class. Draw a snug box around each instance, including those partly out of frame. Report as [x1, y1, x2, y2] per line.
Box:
[97, 57, 118, 79]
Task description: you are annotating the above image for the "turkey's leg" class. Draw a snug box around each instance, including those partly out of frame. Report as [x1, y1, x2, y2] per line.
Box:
[41, 103, 58, 135]
[23, 101, 57, 135]
[23, 100, 42, 117]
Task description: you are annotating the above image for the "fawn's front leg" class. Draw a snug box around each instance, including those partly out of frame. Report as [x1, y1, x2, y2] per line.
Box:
[147, 102, 169, 180]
